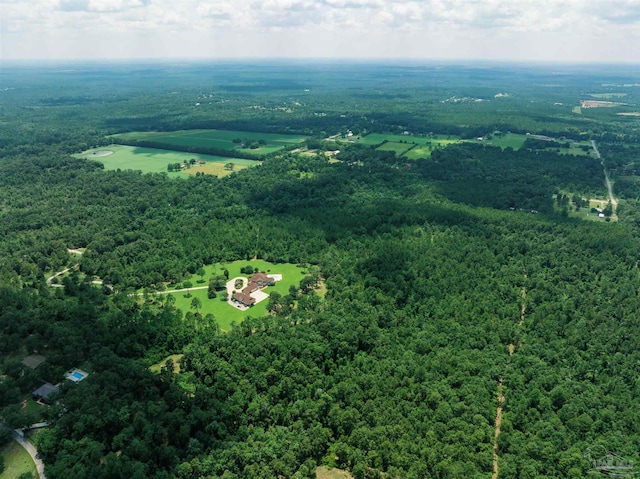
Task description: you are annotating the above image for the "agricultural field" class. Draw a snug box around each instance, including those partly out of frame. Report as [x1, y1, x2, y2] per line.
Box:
[354, 133, 461, 159]
[75, 145, 254, 177]
[149, 260, 310, 331]
[375, 141, 414, 156]
[0, 440, 37, 479]
[111, 129, 307, 157]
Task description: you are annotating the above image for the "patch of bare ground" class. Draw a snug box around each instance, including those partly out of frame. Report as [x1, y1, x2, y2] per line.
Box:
[494, 267, 527, 478]
[492, 379, 505, 479]
[316, 466, 354, 479]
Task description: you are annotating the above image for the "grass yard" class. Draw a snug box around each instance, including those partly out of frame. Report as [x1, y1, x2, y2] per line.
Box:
[156, 260, 310, 332]
[75, 145, 254, 177]
[111, 129, 307, 157]
[0, 440, 37, 479]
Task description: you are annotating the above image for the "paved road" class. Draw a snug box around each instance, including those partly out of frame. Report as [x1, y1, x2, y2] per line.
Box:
[7, 428, 46, 479]
[592, 140, 617, 207]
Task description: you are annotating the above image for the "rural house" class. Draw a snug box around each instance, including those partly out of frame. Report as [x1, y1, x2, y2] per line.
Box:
[233, 292, 256, 307]
[32, 382, 60, 402]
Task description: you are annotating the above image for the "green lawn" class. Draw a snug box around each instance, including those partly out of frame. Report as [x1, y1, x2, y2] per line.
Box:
[484, 133, 528, 150]
[111, 129, 307, 157]
[75, 145, 254, 176]
[152, 260, 309, 332]
[0, 440, 37, 479]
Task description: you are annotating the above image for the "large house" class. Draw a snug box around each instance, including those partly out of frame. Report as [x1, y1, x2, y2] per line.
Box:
[242, 273, 275, 295]
[233, 292, 256, 307]
[251, 273, 275, 287]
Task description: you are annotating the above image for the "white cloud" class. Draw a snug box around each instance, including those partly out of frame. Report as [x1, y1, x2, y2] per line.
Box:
[1, 0, 639, 60]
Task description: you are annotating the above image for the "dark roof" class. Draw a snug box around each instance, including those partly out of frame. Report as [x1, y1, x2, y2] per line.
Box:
[32, 383, 60, 400]
[22, 354, 46, 369]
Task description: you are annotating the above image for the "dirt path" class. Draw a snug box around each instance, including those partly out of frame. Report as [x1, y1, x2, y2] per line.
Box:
[46, 267, 71, 287]
[149, 286, 208, 295]
[495, 267, 527, 477]
[492, 379, 505, 479]
[592, 140, 618, 207]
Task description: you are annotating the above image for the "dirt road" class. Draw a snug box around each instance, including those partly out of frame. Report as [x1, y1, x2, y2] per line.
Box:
[592, 140, 617, 207]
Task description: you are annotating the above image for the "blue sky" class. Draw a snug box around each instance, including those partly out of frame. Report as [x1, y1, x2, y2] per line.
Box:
[2, 0, 640, 62]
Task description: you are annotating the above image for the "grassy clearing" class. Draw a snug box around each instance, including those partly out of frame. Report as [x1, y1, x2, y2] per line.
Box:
[149, 354, 184, 374]
[75, 145, 254, 177]
[572, 106, 582, 114]
[154, 260, 309, 332]
[403, 146, 436, 160]
[0, 440, 37, 479]
[485, 133, 528, 150]
[111, 129, 307, 157]
[316, 466, 354, 479]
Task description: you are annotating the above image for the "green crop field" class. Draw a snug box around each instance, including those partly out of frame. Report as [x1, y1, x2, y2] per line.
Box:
[0, 440, 37, 479]
[75, 145, 254, 177]
[149, 260, 310, 331]
[111, 129, 307, 157]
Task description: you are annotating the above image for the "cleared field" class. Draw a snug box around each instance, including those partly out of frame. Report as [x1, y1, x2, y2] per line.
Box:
[358, 133, 458, 147]
[486, 133, 528, 150]
[76, 145, 253, 177]
[376, 141, 414, 155]
[112, 129, 307, 157]
[404, 145, 436, 160]
[160, 260, 309, 332]
[356, 133, 461, 159]
[0, 440, 37, 479]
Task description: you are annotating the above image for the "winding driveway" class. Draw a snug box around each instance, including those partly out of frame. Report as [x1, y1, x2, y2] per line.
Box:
[12, 429, 46, 479]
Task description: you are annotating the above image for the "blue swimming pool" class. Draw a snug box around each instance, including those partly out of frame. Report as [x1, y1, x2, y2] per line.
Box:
[71, 371, 85, 380]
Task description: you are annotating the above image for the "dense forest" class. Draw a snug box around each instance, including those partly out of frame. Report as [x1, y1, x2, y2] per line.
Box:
[1, 61, 640, 478]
